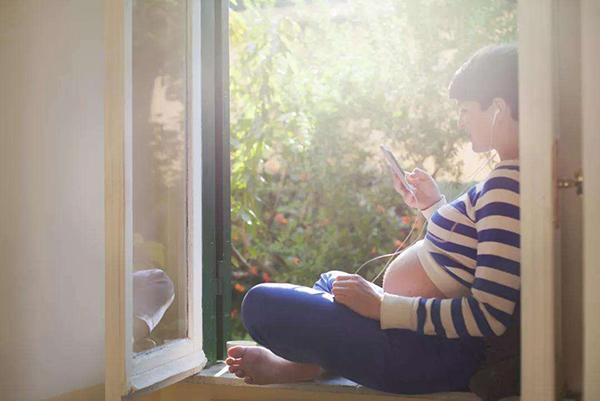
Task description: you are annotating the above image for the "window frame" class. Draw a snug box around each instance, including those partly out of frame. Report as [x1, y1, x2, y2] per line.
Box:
[200, 0, 232, 364]
[518, 1, 562, 400]
[104, 0, 227, 398]
[106, 0, 576, 399]
[582, 1, 600, 399]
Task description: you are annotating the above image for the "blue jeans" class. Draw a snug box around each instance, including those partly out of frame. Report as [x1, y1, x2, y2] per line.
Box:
[241, 270, 486, 394]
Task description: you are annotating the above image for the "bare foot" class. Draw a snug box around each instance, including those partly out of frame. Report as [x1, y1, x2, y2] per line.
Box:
[225, 345, 323, 385]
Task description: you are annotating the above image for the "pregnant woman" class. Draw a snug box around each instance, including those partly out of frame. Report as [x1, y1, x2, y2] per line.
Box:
[226, 44, 520, 394]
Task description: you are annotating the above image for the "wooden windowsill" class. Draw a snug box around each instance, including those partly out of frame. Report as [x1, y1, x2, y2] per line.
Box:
[186, 361, 483, 401]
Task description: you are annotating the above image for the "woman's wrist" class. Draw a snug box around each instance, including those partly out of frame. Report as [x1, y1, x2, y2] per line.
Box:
[420, 195, 446, 220]
[420, 196, 443, 211]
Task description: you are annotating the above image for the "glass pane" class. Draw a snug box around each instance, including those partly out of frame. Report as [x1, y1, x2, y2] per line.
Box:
[132, 0, 188, 353]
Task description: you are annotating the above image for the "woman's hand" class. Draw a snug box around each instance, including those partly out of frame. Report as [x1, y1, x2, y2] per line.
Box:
[393, 167, 442, 210]
[332, 274, 383, 320]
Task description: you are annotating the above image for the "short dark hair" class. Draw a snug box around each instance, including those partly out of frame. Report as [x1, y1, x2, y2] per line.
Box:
[448, 44, 518, 121]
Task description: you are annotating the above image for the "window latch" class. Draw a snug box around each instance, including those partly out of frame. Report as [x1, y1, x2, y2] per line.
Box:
[557, 169, 583, 195]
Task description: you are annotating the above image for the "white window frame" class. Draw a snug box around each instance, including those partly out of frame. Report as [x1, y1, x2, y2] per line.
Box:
[582, 1, 600, 400]
[104, 0, 207, 399]
[519, 1, 561, 399]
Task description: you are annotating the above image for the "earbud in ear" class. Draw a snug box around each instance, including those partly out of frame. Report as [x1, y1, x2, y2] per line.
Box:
[492, 107, 500, 127]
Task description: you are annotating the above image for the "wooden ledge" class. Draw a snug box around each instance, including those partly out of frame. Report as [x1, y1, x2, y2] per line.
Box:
[185, 362, 482, 401]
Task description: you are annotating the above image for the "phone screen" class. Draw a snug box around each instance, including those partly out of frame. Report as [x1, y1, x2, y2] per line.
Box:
[380, 145, 413, 192]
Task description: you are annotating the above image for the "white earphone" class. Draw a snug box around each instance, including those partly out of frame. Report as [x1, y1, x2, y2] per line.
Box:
[355, 103, 504, 280]
[492, 107, 500, 128]
[488, 105, 500, 153]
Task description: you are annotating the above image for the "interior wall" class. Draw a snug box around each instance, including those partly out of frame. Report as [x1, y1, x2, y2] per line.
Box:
[0, 1, 105, 401]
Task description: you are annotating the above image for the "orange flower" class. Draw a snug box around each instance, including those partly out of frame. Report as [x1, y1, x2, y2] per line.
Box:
[264, 158, 281, 175]
[401, 215, 411, 225]
[291, 256, 301, 266]
[249, 266, 259, 276]
[234, 283, 246, 293]
[262, 272, 271, 282]
[274, 213, 288, 225]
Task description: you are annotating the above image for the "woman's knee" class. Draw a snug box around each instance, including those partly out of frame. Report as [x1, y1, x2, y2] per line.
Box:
[242, 281, 334, 332]
[241, 283, 280, 331]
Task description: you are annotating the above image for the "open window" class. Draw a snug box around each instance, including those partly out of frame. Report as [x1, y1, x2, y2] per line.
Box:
[102, 1, 600, 400]
[104, 0, 230, 398]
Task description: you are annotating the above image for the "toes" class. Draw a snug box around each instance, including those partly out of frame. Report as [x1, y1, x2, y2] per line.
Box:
[225, 357, 239, 365]
[227, 345, 247, 359]
[228, 365, 242, 373]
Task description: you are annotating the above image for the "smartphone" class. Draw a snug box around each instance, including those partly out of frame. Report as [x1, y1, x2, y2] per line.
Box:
[380, 145, 414, 192]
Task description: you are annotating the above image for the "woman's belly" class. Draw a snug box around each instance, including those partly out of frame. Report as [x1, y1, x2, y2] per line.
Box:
[382, 242, 446, 298]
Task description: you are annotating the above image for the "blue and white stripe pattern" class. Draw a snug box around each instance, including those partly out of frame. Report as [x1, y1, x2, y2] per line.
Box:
[380, 160, 520, 338]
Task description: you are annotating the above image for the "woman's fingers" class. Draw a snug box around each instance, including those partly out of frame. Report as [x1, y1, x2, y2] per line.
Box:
[332, 282, 353, 296]
[393, 176, 418, 204]
[407, 168, 433, 187]
[332, 280, 366, 300]
[413, 167, 430, 177]
[332, 292, 349, 303]
[394, 175, 411, 193]
[332, 282, 351, 292]
[334, 273, 361, 281]
[333, 283, 357, 294]
[407, 167, 428, 181]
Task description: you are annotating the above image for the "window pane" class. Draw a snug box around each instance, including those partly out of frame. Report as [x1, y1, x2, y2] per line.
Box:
[132, 0, 188, 353]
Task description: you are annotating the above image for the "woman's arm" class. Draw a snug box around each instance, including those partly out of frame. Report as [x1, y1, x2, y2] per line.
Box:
[420, 195, 447, 221]
[380, 179, 520, 337]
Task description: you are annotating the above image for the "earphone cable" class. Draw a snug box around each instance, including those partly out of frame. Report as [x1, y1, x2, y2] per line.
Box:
[352, 147, 498, 284]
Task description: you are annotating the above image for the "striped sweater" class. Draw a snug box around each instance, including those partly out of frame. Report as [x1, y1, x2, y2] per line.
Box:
[380, 159, 520, 338]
